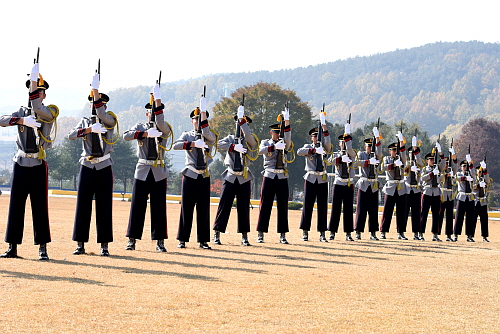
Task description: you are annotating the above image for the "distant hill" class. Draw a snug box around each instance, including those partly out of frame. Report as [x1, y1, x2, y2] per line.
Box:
[108, 41, 500, 137]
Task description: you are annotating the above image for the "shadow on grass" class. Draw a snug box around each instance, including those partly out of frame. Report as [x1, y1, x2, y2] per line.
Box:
[110, 254, 269, 273]
[0, 269, 113, 286]
[47, 259, 218, 281]
[260, 244, 390, 261]
[204, 248, 357, 266]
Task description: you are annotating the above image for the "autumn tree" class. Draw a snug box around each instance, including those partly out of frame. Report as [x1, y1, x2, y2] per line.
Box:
[455, 118, 500, 183]
[211, 82, 313, 199]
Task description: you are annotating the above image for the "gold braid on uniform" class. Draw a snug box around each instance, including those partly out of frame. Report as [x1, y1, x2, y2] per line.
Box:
[160, 121, 174, 151]
[323, 145, 334, 166]
[101, 111, 120, 145]
[241, 133, 260, 179]
[36, 104, 60, 159]
[284, 140, 296, 163]
[205, 128, 219, 158]
[376, 154, 385, 174]
[349, 149, 359, 169]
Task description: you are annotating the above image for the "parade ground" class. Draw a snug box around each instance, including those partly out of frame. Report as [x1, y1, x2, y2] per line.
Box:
[0, 195, 499, 333]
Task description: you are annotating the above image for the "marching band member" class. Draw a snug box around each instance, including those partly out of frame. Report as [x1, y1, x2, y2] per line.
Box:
[69, 71, 117, 256]
[123, 83, 171, 252]
[0, 58, 57, 260]
[354, 127, 382, 241]
[173, 91, 216, 249]
[473, 160, 491, 242]
[256, 108, 292, 244]
[213, 103, 258, 246]
[297, 111, 331, 242]
[328, 121, 358, 241]
[380, 132, 408, 240]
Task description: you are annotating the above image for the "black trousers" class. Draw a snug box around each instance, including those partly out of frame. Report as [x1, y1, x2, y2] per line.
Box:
[406, 189, 422, 233]
[474, 202, 488, 238]
[421, 194, 442, 234]
[213, 178, 251, 233]
[256, 176, 289, 233]
[328, 184, 354, 233]
[177, 174, 210, 243]
[72, 165, 114, 243]
[454, 198, 475, 236]
[354, 186, 379, 233]
[5, 161, 50, 245]
[299, 180, 328, 232]
[380, 191, 407, 233]
[126, 170, 167, 240]
[440, 199, 454, 236]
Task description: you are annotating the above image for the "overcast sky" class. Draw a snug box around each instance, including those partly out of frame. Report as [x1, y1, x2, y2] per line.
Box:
[1, 0, 499, 111]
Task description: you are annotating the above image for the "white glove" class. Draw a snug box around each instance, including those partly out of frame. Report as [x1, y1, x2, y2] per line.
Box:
[90, 122, 106, 134]
[315, 146, 325, 155]
[146, 128, 162, 138]
[449, 147, 455, 155]
[237, 106, 244, 119]
[344, 123, 351, 135]
[30, 63, 39, 82]
[153, 83, 161, 100]
[319, 112, 326, 125]
[233, 143, 247, 154]
[480, 161, 486, 169]
[369, 157, 379, 165]
[199, 96, 207, 112]
[396, 131, 403, 142]
[283, 108, 290, 121]
[275, 142, 286, 150]
[466, 175, 474, 182]
[394, 159, 403, 167]
[466, 154, 471, 163]
[412, 136, 417, 147]
[22, 115, 41, 128]
[448, 170, 454, 177]
[342, 155, 352, 163]
[480, 181, 486, 188]
[372, 127, 379, 139]
[433, 167, 440, 175]
[411, 165, 419, 172]
[91, 73, 100, 90]
[194, 138, 208, 149]
[436, 142, 441, 153]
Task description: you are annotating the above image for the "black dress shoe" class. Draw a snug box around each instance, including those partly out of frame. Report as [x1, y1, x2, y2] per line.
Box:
[355, 232, 362, 240]
[379, 232, 386, 239]
[73, 242, 85, 255]
[125, 238, 136, 250]
[100, 243, 110, 256]
[177, 241, 186, 248]
[345, 233, 354, 241]
[39, 244, 49, 261]
[329, 233, 335, 241]
[280, 233, 289, 244]
[483, 237, 490, 242]
[156, 239, 167, 252]
[241, 233, 251, 246]
[199, 242, 212, 250]
[0, 244, 18, 258]
[319, 232, 328, 243]
[302, 230, 309, 241]
[370, 232, 379, 241]
[256, 231, 264, 243]
[466, 236, 475, 242]
[213, 231, 222, 245]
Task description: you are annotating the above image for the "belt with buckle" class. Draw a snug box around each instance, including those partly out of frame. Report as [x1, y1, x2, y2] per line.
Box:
[87, 153, 111, 164]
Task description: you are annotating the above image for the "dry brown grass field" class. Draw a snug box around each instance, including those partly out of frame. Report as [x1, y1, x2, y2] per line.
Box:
[0, 194, 499, 333]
